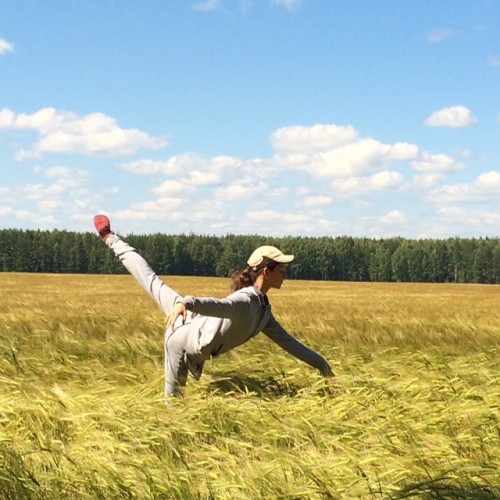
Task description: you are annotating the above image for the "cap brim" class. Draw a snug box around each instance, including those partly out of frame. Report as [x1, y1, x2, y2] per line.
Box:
[276, 254, 294, 263]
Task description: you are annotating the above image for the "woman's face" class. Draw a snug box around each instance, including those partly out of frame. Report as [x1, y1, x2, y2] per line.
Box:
[266, 263, 287, 289]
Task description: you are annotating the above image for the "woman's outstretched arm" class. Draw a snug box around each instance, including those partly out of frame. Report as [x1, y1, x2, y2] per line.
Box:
[262, 315, 334, 377]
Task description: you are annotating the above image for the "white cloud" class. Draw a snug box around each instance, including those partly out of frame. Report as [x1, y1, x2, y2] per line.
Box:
[114, 209, 147, 221]
[381, 210, 406, 224]
[15, 210, 30, 220]
[191, 0, 221, 12]
[427, 28, 455, 43]
[1, 107, 167, 158]
[247, 209, 310, 224]
[424, 105, 477, 128]
[438, 206, 500, 234]
[114, 198, 186, 222]
[302, 196, 332, 208]
[38, 166, 74, 178]
[370, 170, 405, 189]
[0, 207, 14, 217]
[122, 125, 426, 209]
[187, 170, 221, 185]
[411, 172, 446, 190]
[2, 116, 490, 237]
[185, 199, 229, 225]
[296, 186, 310, 196]
[209, 155, 242, 171]
[411, 152, 465, 173]
[215, 181, 267, 200]
[112, 198, 233, 233]
[0, 108, 15, 126]
[0, 164, 98, 228]
[38, 200, 64, 212]
[22, 172, 91, 200]
[121, 154, 245, 187]
[271, 0, 302, 10]
[183, 155, 246, 185]
[121, 155, 201, 175]
[271, 124, 419, 178]
[316, 139, 417, 177]
[0, 38, 14, 55]
[35, 165, 91, 181]
[113, 122, 475, 236]
[245, 208, 340, 236]
[153, 180, 195, 196]
[470, 171, 500, 189]
[215, 180, 287, 201]
[6, 210, 59, 227]
[331, 170, 404, 196]
[487, 56, 500, 67]
[23, 183, 58, 199]
[271, 124, 358, 154]
[427, 171, 500, 202]
[191, 0, 301, 14]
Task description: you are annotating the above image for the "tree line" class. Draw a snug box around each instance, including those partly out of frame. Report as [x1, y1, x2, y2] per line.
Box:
[0, 228, 499, 284]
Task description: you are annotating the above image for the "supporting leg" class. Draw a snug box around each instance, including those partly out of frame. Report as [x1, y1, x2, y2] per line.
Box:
[164, 325, 190, 396]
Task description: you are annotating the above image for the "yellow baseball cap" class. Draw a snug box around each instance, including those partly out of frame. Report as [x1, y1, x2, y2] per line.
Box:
[247, 245, 294, 269]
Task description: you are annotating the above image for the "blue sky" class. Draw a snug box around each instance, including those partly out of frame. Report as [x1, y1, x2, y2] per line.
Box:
[1, 0, 499, 238]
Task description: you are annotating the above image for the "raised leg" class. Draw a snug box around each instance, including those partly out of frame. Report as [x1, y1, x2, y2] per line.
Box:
[94, 215, 192, 396]
[105, 234, 180, 314]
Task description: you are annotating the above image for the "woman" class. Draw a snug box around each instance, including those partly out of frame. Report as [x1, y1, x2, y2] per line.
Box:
[94, 214, 333, 397]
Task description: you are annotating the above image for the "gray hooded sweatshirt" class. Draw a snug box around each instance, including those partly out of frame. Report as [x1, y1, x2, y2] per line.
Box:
[179, 285, 331, 378]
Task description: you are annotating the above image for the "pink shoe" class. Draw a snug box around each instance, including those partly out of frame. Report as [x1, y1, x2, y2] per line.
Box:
[94, 214, 113, 241]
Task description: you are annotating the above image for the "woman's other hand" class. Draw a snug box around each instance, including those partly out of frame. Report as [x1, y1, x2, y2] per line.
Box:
[165, 302, 187, 332]
[319, 359, 334, 377]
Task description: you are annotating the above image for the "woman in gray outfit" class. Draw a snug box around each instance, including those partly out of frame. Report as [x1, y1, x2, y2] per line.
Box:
[94, 214, 333, 397]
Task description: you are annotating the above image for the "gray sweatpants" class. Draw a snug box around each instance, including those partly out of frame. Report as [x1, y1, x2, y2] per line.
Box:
[105, 234, 193, 396]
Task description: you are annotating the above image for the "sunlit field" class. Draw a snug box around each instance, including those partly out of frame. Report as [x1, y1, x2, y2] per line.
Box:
[0, 273, 499, 499]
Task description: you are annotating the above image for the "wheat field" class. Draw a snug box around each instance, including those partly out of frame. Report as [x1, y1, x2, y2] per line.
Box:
[0, 273, 499, 499]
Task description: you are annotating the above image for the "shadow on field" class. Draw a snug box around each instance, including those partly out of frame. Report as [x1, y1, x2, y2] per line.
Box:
[206, 370, 301, 398]
[392, 475, 500, 500]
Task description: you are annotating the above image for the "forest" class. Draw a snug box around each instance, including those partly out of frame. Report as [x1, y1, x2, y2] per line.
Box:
[0, 228, 499, 284]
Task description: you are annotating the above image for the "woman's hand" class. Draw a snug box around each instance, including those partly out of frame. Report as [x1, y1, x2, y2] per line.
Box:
[319, 359, 334, 377]
[165, 302, 187, 332]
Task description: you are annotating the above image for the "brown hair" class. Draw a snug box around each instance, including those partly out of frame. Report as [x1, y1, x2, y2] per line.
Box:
[230, 258, 279, 292]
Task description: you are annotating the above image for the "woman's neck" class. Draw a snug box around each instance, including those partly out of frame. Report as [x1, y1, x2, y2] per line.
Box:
[254, 275, 270, 295]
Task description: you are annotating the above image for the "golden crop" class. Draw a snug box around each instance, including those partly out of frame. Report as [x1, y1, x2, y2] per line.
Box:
[0, 273, 499, 498]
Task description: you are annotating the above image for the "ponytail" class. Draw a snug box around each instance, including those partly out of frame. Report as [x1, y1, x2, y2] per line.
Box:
[230, 258, 279, 292]
[231, 266, 259, 292]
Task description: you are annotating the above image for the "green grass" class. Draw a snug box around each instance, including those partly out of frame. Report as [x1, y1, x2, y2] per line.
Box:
[0, 273, 499, 499]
